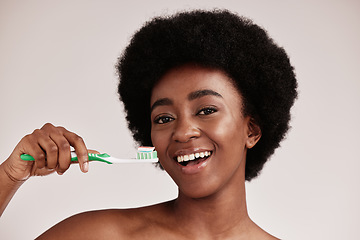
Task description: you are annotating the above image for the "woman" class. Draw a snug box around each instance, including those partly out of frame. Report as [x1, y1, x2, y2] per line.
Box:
[0, 9, 297, 239]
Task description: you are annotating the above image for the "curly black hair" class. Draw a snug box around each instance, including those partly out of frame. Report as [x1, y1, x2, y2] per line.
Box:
[117, 9, 297, 181]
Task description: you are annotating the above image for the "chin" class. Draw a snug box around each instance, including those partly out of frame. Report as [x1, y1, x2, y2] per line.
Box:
[176, 177, 224, 200]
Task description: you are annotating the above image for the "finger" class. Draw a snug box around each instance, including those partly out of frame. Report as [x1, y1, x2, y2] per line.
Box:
[40, 122, 56, 131]
[35, 133, 59, 170]
[41, 124, 71, 173]
[49, 133, 71, 175]
[35, 124, 60, 169]
[88, 149, 100, 154]
[62, 130, 89, 173]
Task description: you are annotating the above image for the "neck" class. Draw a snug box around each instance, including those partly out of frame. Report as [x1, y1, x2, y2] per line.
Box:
[171, 164, 252, 238]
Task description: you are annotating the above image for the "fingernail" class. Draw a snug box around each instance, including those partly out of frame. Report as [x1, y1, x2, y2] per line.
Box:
[83, 161, 89, 173]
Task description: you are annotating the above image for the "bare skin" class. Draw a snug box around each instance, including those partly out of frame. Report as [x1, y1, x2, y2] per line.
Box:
[0, 65, 279, 239]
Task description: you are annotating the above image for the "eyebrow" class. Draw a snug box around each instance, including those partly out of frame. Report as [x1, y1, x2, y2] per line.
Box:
[150, 89, 223, 112]
[151, 98, 173, 112]
[188, 89, 222, 101]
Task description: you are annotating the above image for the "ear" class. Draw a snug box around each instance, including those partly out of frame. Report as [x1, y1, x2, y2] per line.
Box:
[245, 117, 261, 149]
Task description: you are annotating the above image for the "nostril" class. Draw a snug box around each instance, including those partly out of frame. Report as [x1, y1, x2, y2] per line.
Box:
[172, 125, 201, 143]
[173, 135, 199, 143]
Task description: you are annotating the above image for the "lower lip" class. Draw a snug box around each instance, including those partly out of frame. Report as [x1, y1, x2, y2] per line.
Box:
[178, 156, 211, 175]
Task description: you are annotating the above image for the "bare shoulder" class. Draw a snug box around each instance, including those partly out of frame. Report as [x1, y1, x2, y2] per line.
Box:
[36, 201, 174, 240]
[249, 221, 281, 240]
[36, 209, 130, 240]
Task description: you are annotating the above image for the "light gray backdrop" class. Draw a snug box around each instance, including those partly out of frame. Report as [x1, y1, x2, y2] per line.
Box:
[1, 0, 359, 239]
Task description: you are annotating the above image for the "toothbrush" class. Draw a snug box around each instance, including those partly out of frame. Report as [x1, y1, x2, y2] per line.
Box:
[20, 147, 158, 164]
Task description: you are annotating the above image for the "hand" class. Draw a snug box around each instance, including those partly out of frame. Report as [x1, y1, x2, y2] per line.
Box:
[3, 123, 91, 182]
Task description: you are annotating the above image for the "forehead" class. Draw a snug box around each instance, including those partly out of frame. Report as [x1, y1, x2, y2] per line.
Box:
[150, 65, 241, 103]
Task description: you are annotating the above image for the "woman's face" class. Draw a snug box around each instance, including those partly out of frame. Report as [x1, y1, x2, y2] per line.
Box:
[150, 65, 255, 198]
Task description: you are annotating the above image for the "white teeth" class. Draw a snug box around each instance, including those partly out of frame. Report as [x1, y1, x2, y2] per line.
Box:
[176, 151, 211, 163]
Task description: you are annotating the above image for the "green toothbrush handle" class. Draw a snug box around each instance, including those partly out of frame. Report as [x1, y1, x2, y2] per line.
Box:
[20, 153, 111, 162]
[20, 154, 43, 161]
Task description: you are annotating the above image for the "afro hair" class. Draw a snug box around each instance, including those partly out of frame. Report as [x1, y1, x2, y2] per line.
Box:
[117, 9, 297, 181]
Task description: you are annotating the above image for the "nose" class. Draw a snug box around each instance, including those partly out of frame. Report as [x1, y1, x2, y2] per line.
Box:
[172, 117, 201, 143]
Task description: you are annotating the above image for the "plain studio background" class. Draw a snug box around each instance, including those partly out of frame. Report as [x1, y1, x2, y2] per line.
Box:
[0, 0, 359, 239]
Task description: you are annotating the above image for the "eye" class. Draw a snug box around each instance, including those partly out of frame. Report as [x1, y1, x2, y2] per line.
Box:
[197, 107, 217, 116]
[153, 115, 174, 124]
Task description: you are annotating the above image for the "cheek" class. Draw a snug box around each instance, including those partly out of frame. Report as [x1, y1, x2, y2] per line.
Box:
[151, 129, 175, 172]
[204, 115, 246, 148]
[151, 128, 170, 158]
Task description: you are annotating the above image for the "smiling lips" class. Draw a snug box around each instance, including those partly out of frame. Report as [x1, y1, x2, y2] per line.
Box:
[175, 151, 212, 166]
